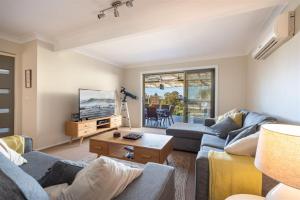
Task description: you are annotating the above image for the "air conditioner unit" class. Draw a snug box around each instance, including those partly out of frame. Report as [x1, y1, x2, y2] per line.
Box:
[252, 11, 295, 60]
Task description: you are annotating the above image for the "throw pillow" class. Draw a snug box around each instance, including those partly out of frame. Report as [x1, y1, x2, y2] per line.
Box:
[225, 126, 250, 146]
[229, 112, 243, 127]
[39, 160, 87, 187]
[217, 108, 240, 122]
[44, 183, 68, 200]
[227, 125, 258, 146]
[225, 131, 260, 156]
[59, 156, 143, 200]
[0, 153, 49, 200]
[211, 117, 240, 139]
[0, 139, 27, 166]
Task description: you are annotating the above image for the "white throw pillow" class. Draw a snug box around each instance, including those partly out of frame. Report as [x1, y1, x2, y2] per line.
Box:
[59, 156, 143, 200]
[0, 139, 27, 165]
[224, 131, 260, 157]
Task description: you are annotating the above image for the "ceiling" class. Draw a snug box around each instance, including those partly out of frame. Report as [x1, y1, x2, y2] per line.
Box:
[0, 0, 287, 67]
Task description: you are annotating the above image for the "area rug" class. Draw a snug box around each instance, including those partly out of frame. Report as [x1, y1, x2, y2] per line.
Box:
[80, 151, 192, 200]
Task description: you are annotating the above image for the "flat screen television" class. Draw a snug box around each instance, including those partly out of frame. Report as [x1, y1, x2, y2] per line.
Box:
[79, 89, 115, 119]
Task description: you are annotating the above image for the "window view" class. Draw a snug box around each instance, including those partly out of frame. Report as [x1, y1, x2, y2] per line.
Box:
[143, 73, 185, 128]
[143, 69, 215, 128]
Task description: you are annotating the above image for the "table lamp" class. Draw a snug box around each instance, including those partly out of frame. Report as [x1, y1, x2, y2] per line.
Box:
[255, 124, 300, 200]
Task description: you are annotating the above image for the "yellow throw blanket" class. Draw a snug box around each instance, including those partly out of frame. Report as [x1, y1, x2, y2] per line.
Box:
[1, 135, 25, 154]
[208, 151, 262, 200]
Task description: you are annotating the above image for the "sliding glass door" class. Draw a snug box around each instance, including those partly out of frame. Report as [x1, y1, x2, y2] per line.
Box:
[185, 69, 215, 123]
[142, 68, 215, 128]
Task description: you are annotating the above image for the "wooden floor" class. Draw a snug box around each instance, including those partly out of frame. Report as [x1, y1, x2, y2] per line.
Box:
[42, 127, 196, 200]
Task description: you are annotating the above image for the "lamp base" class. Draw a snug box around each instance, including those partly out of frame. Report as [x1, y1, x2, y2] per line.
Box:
[266, 183, 300, 200]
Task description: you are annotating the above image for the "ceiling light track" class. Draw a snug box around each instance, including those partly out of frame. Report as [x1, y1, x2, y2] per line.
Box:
[98, 0, 134, 20]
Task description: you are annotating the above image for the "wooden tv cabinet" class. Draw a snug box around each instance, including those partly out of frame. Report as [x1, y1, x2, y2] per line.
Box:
[65, 115, 122, 144]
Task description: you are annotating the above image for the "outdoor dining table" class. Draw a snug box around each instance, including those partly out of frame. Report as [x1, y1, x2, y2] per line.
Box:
[156, 108, 170, 115]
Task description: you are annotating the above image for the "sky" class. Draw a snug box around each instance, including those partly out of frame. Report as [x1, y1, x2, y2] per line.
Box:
[80, 89, 115, 101]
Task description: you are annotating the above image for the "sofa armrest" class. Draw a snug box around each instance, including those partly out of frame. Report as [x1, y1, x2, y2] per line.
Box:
[115, 163, 175, 200]
[195, 150, 210, 200]
[24, 136, 33, 153]
[204, 118, 216, 127]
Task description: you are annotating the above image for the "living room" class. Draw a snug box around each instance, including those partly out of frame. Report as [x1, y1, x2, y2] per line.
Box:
[0, 0, 300, 200]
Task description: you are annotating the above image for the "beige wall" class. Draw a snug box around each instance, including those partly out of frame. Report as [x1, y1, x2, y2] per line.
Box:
[21, 41, 38, 144]
[0, 39, 23, 134]
[246, 7, 300, 125]
[36, 41, 123, 149]
[123, 56, 247, 127]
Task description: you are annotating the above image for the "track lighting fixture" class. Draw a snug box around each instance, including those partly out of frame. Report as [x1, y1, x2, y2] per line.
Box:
[126, 0, 134, 7]
[97, 12, 105, 19]
[97, 0, 134, 20]
[114, 8, 119, 17]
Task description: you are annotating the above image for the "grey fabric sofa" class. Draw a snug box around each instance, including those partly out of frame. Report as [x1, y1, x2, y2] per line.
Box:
[166, 109, 278, 200]
[15, 138, 175, 200]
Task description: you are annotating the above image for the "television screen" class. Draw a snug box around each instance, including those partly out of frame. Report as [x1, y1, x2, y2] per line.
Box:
[79, 89, 115, 119]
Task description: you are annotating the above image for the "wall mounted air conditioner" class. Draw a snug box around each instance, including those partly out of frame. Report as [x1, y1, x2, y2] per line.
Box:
[252, 11, 295, 60]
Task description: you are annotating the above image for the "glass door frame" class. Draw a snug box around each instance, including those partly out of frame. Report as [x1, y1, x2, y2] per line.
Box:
[183, 68, 216, 123]
[142, 67, 217, 127]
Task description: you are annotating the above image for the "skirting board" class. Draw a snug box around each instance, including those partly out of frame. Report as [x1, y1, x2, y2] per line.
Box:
[36, 138, 80, 151]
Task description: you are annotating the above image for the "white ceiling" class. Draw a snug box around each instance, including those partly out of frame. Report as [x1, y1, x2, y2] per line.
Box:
[75, 7, 278, 67]
[0, 0, 287, 67]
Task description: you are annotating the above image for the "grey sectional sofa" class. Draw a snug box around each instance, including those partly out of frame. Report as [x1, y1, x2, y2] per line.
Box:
[9, 138, 175, 200]
[166, 109, 278, 200]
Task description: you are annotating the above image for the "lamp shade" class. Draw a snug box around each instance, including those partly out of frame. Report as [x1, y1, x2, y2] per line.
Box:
[255, 124, 300, 189]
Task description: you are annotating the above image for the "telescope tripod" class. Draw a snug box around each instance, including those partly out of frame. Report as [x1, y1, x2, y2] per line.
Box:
[120, 100, 131, 129]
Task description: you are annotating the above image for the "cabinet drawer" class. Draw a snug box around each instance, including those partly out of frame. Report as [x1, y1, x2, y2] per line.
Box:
[78, 121, 95, 130]
[78, 128, 95, 137]
[135, 148, 160, 164]
[90, 140, 108, 155]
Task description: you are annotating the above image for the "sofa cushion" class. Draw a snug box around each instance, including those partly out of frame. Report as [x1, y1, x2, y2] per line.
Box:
[0, 153, 49, 200]
[210, 117, 240, 139]
[166, 122, 215, 140]
[39, 160, 87, 188]
[243, 112, 274, 127]
[225, 126, 250, 146]
[201, 135, 226, 149]
[20, 151, 60, 181]
[60, 156, 143, 200]
[225, 132, 260, 156]
[115, 163, 175, 200]
[226, 125, 258, 146]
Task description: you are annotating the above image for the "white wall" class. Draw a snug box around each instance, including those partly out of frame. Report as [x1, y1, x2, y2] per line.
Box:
[21, 41, 38, 144]
[246, 5, 300, 125]
[36, 41, 123, 149]
[123, 56, 247, 127]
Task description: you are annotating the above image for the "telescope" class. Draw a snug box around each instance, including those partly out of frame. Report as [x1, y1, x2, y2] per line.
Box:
[120, 87, 137, 102]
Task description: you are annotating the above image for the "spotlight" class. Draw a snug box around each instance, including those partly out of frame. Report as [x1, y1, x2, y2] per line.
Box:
[97, 12, 105, 19]
[114, 8, 119, 17]
[126, 0, 133, 7]
[97, 0, 134, 20]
